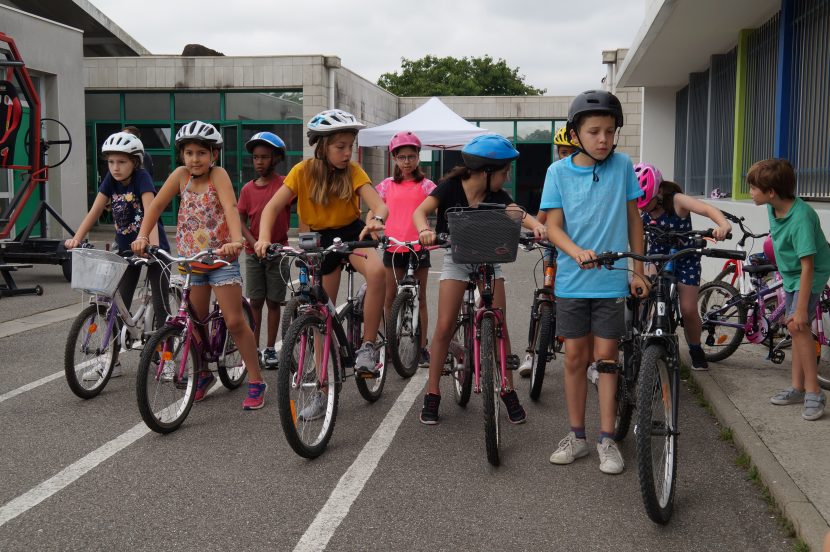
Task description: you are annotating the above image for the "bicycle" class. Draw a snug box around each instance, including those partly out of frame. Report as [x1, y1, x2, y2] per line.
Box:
[64, 245, 169, 399]
[517, 234, 563, 401]
[591, 243, 745, 524]
[711, 210, 770, 291]
[134, 247, 254, 433]
[265, 233, 386, 459]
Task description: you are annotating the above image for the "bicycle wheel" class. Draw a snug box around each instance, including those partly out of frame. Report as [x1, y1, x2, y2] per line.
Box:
[136, 324, 197, 433]
[698, 280, 746, 362]
[636, 344, 678, 524]
[278, 313, 339, 458]
[280, 296, 304, 341]
[816, 340, 830, 391]
[480, 317, 501, 467]
[449, 313, 473, 407]
[529, 301, 554, 401]
[64, 304, 121, 399]
[355, 321, 388, 403]
[387, 289, 420, 378]
[217, 300, 255, 389]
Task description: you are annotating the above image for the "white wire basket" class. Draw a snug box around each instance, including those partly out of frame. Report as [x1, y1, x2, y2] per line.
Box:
[70, 248, 129, 297]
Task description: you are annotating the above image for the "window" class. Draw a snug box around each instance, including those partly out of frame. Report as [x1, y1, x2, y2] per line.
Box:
[225, 91, 303, 121]
[174, 92, 220, 121]
[478, 121, 514, 140]
[125, 93, 169, 120]
[85, 93, 120, 120]
[516, 121, 552, 142]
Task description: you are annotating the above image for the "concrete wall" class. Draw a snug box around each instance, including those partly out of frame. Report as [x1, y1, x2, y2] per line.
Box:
[0, 5, 86, 237]
[641, 86, 677, 177]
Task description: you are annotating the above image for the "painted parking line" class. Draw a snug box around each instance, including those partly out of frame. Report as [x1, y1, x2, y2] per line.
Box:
[0, 372, 65, 405]
[293, 369, 427, 552]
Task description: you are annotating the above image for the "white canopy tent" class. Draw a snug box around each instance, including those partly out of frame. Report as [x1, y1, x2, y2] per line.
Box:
[358, 97, 488, 150]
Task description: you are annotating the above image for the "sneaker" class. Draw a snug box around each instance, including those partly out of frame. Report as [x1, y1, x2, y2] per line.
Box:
[263, 348, 279, 370]
[597, 437, 625, 474]
[586, 362, 599, 386]
[802, 392, 826, 421]
[161, 360, 176, 382]
[242, 382, 267, 410]
[298, 392, 327, 421]
[500, 389, 527, 424]
[770, 387, 805, 405]
[355, 341, 380, 378]
[689, 346, 709, 370]
[82, 360, 121, 382]
[419, 347, 431, 367]
[549, 432, 589, 465]
[194, 372, 216, 402]
[420, 393, 441, 425]
[518, 353, 533, 377]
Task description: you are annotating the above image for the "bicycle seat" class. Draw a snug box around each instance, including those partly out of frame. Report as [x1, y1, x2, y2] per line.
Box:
[743, 264, 777, 275]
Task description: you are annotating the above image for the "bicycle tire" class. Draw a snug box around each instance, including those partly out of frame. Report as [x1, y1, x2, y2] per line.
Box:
[136, 324, 197, 433]
[355, 319, 387, 403]
[277, 313, 339, 458]
[615, 341, 639, 441]
[387, 289, 420, 378]
[480, 316, 501, 467]
[816, 339, 830, 391]
[636, 344, 678, 524]
[698, 280, 746, 362]
[450, 313, 473, 407]
[64, 304, 121, 399]
[217, 300, 255, 389]
[280, 296, 304, 341]
[529, 301, 554, 401]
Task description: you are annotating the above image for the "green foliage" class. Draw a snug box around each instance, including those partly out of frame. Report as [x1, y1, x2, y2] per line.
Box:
[377, 55, 546, 97]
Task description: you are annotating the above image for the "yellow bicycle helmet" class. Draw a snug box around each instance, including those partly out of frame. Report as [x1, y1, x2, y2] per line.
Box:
[554, 126, 577, 147]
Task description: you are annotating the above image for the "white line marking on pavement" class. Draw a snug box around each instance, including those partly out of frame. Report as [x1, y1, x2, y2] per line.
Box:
[0, 372, 64, 404]
[0, 304, 78, 339]
[293, 369, 427, 552]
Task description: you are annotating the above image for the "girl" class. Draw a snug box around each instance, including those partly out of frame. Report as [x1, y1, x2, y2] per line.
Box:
[414, 134, 547, 425]
[130, 121, 266, 410]
[254, 109, 387, 419]
[65, 132, 170, 380]
[636, 162, 732, 370]
[373, 131, 436, 365]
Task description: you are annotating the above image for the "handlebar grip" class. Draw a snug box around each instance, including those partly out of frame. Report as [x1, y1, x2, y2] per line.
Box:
[344, 240, 379, 250]
[702, 229, 733, 240]
[706, 249, 746, 260]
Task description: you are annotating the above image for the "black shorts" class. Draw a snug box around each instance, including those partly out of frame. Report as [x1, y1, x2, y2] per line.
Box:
[382, 248, 431, 269]
[556, 297, 626, 340]
[316, 219, 366, 276]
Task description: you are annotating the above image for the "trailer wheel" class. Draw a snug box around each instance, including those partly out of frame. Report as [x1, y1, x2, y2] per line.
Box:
[61, 259, 72, 282]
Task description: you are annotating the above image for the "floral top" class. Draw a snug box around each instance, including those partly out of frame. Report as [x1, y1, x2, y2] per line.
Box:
[176, 176, 231, 258]
[99, 169, 168, 253]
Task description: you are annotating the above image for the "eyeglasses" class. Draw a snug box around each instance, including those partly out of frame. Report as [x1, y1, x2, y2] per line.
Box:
[395, 155, 419, 162]
[252, 155, 273, 161]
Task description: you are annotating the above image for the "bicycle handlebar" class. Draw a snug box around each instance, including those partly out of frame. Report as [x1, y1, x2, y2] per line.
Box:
[263, 238, 380, 262]
[720, 209, 769, 240]
[519, 233, 555, 250]
[586, 247, 746, 267]
[644, 225, 732, 242]
[146, 246, 231, 267]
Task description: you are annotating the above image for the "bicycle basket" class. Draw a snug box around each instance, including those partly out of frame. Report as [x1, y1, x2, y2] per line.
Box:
[446, 207, 524, 264]
[70, 248, 129, 296]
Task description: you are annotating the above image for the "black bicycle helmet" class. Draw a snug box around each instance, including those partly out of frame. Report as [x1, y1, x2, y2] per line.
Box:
[567, 90, 624, 131]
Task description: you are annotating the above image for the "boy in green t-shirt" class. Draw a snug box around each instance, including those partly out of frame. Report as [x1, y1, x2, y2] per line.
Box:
[748, 159, 829, 421]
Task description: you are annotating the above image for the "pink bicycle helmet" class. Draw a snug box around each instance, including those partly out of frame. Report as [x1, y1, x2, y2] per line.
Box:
[389, 131, 422, 154]
[763, 235, 776, 265]
[634, 163, 663, 209]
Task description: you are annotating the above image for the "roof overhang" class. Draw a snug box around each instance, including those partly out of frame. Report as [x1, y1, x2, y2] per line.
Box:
[617, 0, 780, 89]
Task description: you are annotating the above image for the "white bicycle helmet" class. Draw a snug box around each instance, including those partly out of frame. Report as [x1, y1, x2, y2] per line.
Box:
[307, 109, 365, 145]
[102, 132, 144, 156]
[175, 120, 223, 147]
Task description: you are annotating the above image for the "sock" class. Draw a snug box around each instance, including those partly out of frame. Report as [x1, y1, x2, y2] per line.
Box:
[598, 431, 614, 443]
[265, 347, 275, 353]
[571, 426, 586, 439]
[689, 343, 702, 350]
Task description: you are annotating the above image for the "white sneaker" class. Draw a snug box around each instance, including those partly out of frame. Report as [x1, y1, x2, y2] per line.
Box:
[518, 353, 533, 377]
[587, 362, 599, 386]
[298, 392, 327, 421]
[549, 432, 589, 465]
[597, 437, 625, 474]
[82, 360, 121, 382]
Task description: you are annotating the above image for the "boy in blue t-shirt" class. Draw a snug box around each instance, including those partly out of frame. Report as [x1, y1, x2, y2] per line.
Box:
[748, 159, 828, 421]
[540, 90, 647, 474]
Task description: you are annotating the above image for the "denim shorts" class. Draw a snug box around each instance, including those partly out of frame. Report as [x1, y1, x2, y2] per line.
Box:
[189, 260, 243, 287]
[784, 290, 820, 321]
[439, 253, 504, 282]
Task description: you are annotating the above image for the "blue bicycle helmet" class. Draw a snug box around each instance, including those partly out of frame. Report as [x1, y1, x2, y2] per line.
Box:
[461, 134, 520, 172]
[245, 131, 286, 156]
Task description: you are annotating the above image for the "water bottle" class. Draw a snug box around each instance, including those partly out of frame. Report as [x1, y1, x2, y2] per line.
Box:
[665, 247, 677, 274]
[543, 262, 556, 288]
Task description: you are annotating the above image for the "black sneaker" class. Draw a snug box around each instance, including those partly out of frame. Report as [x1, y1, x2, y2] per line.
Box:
[689, 347, 709, 371]
[420, 393, 441, 425]
[263, 348, 279, 370]
[500, 389, 527, 424]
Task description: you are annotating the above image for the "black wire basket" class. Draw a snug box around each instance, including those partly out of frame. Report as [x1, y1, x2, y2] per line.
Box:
[446, 207, 524, 264]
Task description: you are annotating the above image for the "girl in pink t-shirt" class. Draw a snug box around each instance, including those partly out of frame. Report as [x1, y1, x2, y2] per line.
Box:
[373, 132, 436, 366]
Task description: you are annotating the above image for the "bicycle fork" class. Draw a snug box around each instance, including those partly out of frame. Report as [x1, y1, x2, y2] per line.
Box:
[472, 310, 510, 394]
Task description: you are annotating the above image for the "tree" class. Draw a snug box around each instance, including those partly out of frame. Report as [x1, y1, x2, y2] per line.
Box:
[377, 55, 546, 96]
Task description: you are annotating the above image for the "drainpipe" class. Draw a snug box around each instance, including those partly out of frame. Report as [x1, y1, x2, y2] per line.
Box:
[324, 56, 340, 109]
[602, 50, 617, 93]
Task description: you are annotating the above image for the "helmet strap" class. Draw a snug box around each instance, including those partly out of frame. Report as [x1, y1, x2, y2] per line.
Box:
[572, 127, 622, 182]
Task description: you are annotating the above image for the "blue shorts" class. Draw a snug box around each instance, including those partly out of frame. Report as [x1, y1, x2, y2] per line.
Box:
[784, 290, 820, 322]
[189, 260, 243, 287]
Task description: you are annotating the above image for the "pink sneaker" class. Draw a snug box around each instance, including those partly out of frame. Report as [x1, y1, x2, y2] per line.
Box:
[194, 372, 216, 402]
[243, 382, 267, 410]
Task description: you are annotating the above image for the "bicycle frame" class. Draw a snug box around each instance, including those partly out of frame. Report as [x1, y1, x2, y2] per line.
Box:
[87, 265, 154, 353]
[469, 264, 511, 393]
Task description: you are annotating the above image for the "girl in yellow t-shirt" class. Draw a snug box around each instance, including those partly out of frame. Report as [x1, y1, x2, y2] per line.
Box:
[255, 109, 388, 382]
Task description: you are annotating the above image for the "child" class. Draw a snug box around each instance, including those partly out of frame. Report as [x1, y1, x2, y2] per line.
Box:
[131, 121, 267, 410]
[238, 132, 292, 369]
[65, 132, 170, 380]
[748, 158, 829, 421]
[374, 131, 436, 366]
[542, 90, 647, 474]
[637, 162, 732, 370]
[254, 109, 387, 419]
[414, 134, 547, 425]
[519, 125, 581, 377]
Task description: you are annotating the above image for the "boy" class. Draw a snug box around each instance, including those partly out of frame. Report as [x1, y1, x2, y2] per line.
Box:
[748, 158, 828, 421]
[238, 132, 292, 368]
[541, 90, 647, 474]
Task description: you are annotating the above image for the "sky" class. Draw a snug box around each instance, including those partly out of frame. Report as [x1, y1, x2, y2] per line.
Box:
[89, 0, 645, 96]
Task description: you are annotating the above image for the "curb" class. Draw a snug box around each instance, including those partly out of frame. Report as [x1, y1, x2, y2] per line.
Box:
[680, 348, 830, 551]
